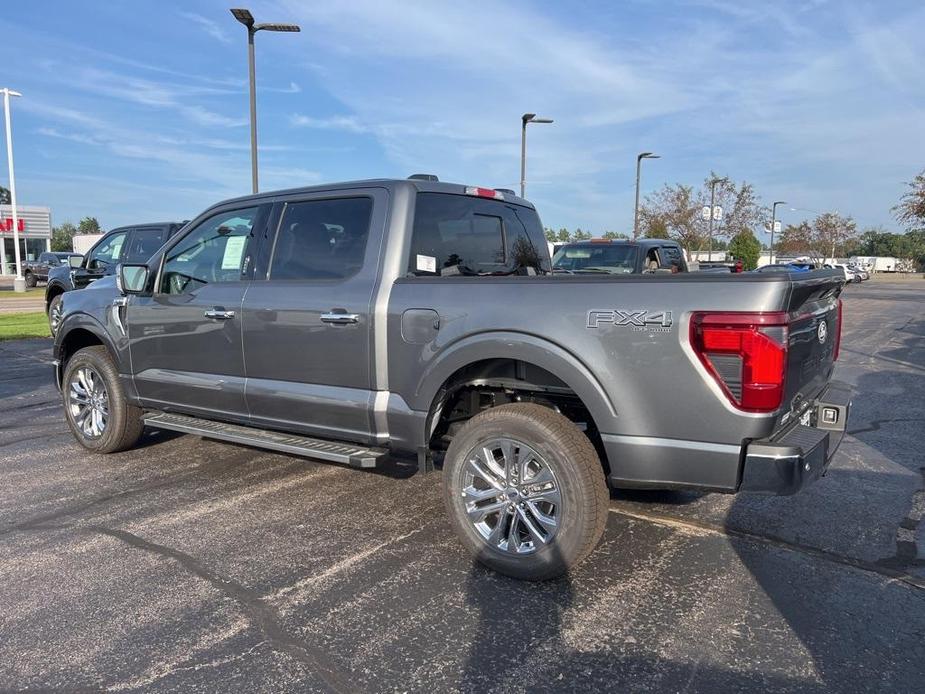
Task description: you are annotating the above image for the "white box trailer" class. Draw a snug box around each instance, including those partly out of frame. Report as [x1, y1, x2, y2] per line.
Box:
[850, 256, 900, 272]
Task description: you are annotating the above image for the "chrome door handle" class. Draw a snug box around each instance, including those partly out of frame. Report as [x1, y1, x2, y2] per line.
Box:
[204, 309, 236, 320]
[321, 311, 359, 324]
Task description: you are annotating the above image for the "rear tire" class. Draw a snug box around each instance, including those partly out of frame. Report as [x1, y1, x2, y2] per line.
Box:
[24, 271, 36, 288]
[442, 403, 609, 580]
[62, 346, 144, 453]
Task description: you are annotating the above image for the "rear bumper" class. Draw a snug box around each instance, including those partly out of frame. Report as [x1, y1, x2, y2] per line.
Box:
[739, 380, 852, 495]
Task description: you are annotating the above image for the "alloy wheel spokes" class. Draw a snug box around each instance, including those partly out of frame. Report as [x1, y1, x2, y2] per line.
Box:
[67, 366, 109, 439]
[461, 437, 562, 555]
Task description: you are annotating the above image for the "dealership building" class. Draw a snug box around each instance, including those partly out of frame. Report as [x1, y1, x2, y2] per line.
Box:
[0, 204, 52, 276]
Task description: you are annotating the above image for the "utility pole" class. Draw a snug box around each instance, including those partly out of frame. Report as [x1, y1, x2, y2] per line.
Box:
[633, 152, 659, 239]
[1, 87, 24, 292]
[231, 8, 300, 194]
[520, 113, 553, 198]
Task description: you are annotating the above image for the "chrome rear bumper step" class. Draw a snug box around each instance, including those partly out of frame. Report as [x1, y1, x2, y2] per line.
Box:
[142, 412, 386, 469]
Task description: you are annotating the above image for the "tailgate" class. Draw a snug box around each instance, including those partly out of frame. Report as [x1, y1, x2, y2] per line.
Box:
[781, 270, 844, 422]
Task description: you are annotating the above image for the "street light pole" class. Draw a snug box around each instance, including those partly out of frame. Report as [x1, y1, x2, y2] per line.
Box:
[520, 112, 553, 199]
[769, 200, 786, 265]
[633, 152, 659, 239]
[1, 87, 24, 292]
[231, 8, 300, 194]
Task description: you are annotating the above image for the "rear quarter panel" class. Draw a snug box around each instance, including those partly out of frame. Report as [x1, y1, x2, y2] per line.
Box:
[387, 273, 794, 446]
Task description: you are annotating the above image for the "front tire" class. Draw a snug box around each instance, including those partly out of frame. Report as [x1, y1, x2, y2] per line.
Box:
[48, 293, 64, 335]
[62, 346, 144, 453]
[24, 271, 36, 288]
[442, 403, 609, 580]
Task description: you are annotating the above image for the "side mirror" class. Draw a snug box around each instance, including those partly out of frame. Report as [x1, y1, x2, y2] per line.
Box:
[68, 255, 84, 268]
[117, 264, 149, 294]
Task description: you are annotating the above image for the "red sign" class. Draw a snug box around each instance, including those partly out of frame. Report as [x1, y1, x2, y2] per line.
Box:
[0, 218, 26, 232]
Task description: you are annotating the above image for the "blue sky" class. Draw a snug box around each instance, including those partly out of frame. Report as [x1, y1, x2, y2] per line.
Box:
[1, 0, 922, 237]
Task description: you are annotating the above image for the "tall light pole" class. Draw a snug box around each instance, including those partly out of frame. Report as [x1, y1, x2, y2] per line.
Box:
[707, 177, 721, 262]
[1, 87, 24, 292]
[520, 113, 553, 199]
[769, 200, 786, 264]
[633, 152, 659, 239]
[231, 8, 300, 194]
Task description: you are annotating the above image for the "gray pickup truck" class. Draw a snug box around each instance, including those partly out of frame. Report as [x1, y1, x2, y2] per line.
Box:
[52, 177, 850, 579]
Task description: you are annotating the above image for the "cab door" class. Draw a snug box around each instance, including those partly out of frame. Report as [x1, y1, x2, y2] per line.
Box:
[127, 205, 269, 419]
[241, 188, 387, 443]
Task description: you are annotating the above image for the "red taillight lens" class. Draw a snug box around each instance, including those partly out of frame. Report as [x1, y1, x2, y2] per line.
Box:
[691, 312, 789, 412]
[834, 298, 843, 361]
[465, 186, 504, 200]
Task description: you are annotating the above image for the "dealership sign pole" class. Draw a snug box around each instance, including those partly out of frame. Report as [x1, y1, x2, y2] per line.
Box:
[1, 87, 24, 291]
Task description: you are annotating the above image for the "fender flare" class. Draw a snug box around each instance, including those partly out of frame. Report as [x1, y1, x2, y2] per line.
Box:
[55, 312, 123, 375]
[412, 331, 619, 434]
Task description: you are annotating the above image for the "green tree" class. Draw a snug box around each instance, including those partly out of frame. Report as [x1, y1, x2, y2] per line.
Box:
[601, 230, 628, 240]
[544, 227, 557, 242]
[728, 230, 761, 270]
[572, 228, 592, 240]
[52, 222, 79, 252]
[0, 185, 9, 205]
[556, 228, 570, 243]
[643, 217, 670, 239]
[78, 217, 102, 235]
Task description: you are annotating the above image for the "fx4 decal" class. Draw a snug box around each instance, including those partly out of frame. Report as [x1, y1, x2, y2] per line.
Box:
[587, 309, 673, 332]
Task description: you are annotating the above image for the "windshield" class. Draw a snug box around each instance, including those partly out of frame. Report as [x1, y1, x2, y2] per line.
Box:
[552, 244, 638, 274]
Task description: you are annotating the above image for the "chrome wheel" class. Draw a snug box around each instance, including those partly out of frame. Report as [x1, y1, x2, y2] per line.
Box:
[67, 366, 109, 439]
[461, 438, 562, 554]
[49, 298, 63, 336]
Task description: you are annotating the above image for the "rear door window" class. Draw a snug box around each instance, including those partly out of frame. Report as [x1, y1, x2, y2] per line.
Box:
[408, 193, 549, 275]
[125, 227, 167, 263]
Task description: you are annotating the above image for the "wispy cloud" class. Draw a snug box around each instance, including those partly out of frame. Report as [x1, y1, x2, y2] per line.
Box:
[290, 114, 368, 133]
[179, 11, 231, 44]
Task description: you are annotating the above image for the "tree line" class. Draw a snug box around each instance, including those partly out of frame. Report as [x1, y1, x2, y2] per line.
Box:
[543, 168, 925, 271]
[51, 218, 103, 251]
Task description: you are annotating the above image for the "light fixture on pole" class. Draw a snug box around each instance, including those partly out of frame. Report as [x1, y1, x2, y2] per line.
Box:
[230, 8, 300, 194]
[520, 113, 553, 199]
[769, 200, 786, 264]
[633, 152, 659, 239]
[1, 87, 24, 292]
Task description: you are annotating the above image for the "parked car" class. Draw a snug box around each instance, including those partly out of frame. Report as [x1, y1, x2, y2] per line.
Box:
[553, 238, 687, 274]
[22, 252, 83, 287]
[45, 221, 186, 334]
[825, 263, 862, 283]
[52, 177, 850, 580]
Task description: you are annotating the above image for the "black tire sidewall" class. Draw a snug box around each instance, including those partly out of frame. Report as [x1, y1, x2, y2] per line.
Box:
[62, 346, 132, 453]
[25, 272, 36, 288]
[443, 406, 602, 580]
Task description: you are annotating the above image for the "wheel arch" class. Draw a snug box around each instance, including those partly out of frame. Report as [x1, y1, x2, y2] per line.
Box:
[55, 314, 122, 384]
[413, 332, 619, 472]
[45, 283, 66, 312]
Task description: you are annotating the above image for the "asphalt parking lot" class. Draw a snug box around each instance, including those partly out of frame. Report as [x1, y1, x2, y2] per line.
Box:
[1, 280, 923, 693]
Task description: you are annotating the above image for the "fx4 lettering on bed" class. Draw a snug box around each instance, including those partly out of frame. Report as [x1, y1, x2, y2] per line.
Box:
[586, 309, 673, 331]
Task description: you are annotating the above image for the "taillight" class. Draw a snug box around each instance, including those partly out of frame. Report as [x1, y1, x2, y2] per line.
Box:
[690, 312, 789, 412]
[834, 299, 842, 361]
[465, 186, 505, 200]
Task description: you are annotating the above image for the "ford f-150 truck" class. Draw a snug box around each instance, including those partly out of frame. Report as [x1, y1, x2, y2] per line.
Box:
[52, 177, 850, 580]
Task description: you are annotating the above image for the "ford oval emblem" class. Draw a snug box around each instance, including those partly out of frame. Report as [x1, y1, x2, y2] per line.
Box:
[817, 320, 828, 344]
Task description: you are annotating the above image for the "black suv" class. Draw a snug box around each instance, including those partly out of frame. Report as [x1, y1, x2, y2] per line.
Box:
[46, 222, 185, 333]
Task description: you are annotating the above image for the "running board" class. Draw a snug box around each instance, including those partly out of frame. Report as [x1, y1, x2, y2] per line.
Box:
[142, 412, 386, 469]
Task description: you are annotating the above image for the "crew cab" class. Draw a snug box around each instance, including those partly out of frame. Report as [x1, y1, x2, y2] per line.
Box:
[23, 252, 83, 287]
[52, 178, 850, 580]
[553, 238, 687, 274]
[45, 222, 185, 334]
